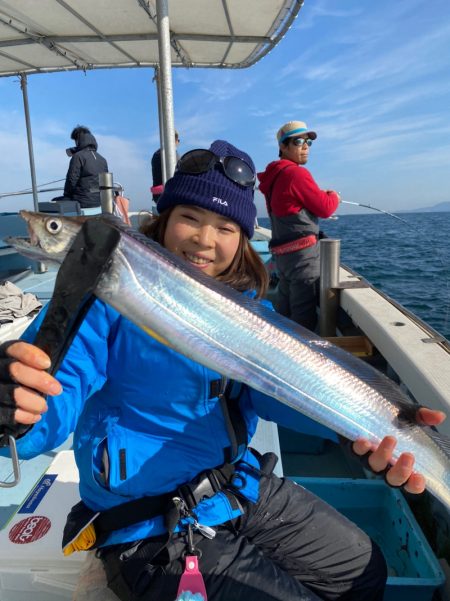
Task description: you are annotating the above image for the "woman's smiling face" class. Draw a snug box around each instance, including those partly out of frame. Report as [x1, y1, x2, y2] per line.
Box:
[164, 204, 241, 278]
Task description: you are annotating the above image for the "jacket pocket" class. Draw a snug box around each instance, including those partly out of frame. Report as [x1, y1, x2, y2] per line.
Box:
[96, 422, 172, 497]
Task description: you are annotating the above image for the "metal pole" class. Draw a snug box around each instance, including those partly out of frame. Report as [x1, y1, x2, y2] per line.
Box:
[155, 0, 177, 179]
[20, 74, 46, 273]
[19, 74, 39, 213]
[319, 239, 340, 337]
[99, 172, 114, 214]
[154, 66, 167, 183]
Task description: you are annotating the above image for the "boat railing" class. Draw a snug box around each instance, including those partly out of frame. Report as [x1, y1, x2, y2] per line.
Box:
[0, 187, 64, 200]
[0, 178, 125, 204]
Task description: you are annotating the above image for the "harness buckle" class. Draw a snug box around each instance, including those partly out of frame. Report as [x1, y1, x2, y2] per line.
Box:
[177, 470, 221, 511]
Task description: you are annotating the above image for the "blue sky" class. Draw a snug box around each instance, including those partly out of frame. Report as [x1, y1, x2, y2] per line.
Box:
[1, 0, 450, 216]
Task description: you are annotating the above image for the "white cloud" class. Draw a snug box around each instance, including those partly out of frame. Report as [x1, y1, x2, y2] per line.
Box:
[295, 1, 363, 30]
[248, 108, 277, 118]
[173, 110, 225, 149]
[174, 69, 206, 85]
[279, 57, 341, 83]
[285, 3, 450, 101]
[96, 134, 149, 208]
[394, 145, 450, 169]
[321, 115, 450, 162]
[198, 71, 257, 103]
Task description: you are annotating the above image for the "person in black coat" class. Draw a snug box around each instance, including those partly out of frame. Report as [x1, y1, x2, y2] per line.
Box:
[151, 130, 180, 202]
[62, 125, 109, 208]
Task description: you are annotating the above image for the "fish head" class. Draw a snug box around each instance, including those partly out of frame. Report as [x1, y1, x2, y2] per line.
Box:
[5, 210, 85, 264]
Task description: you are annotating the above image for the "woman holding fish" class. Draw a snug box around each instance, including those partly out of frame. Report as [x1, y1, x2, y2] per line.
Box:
[0, 139, 445, 601]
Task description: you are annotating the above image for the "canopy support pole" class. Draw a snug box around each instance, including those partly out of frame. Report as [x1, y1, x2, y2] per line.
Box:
[19, 74, 39, 213]
[155, 0, 176, 181]
[154, 66, 167, 184]
[20, 73, 46, 273]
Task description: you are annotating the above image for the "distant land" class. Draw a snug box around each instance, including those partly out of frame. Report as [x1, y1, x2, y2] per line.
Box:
[406, 201, 450, 213]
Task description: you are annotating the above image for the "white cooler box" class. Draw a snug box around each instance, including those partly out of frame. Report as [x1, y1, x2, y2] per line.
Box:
[0, 451, 87, 601]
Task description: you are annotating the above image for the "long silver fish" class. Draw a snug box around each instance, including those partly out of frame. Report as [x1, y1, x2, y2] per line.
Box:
[7, 210, 450, 510]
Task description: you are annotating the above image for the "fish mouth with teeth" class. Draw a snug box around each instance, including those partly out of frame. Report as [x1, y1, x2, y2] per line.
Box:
[4, 211, 84, 263]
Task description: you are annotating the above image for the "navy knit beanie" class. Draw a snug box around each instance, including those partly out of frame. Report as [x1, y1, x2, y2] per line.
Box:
[157, 139, 257, 238]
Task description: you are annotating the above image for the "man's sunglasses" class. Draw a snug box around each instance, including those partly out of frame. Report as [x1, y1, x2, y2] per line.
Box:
[176, 149, 256, 187]
[291, 137, 313, 147]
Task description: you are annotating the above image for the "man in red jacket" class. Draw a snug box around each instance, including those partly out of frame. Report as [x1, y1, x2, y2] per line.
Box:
[258, 120, 340, 330]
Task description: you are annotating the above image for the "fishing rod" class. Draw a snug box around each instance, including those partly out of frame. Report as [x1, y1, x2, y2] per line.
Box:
[340, 200, 418, 230]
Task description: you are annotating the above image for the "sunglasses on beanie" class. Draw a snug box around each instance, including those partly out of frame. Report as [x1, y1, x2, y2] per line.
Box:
[176, 149, 256, 188]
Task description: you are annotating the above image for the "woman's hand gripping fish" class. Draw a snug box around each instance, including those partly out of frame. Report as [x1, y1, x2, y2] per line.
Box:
[7, 210, 450, 510]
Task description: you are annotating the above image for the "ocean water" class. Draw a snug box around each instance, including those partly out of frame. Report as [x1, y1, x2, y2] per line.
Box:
[259, 212, 450, 341]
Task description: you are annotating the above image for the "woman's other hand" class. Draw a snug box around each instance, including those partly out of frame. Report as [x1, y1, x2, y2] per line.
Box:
[352, 408, 446, 494]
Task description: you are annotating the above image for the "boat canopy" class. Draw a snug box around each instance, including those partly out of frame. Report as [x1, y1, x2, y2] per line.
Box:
[0, 0, 303, 211]
[0, 0, 302, 77]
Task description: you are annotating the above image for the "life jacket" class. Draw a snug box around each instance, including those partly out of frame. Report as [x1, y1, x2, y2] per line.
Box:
[263, 164, 319, 254]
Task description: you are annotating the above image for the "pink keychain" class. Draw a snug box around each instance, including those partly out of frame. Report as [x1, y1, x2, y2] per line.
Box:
[176, 523, 208, 601]
[176, 554, 207, 600]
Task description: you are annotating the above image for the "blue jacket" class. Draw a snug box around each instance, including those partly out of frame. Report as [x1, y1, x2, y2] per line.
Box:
[11, 297, 336, 546]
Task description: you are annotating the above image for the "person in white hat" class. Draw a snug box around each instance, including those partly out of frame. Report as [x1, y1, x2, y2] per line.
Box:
[258, 120, 340, 330]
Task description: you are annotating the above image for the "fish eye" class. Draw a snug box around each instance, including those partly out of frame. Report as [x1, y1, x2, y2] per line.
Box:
[45, 218, 63, 234]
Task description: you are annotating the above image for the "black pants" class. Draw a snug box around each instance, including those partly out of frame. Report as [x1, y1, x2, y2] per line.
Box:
[100, 474, 387, 601]
[273, 246, 320, 331]
[275, 275, 319, 331]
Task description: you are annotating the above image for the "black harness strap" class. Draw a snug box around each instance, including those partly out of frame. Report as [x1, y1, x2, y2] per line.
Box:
[90, 380, 247, 538]
[94, 462, 236, 536]
[212, 377, 248, 464]
[96, 492, 172, 534]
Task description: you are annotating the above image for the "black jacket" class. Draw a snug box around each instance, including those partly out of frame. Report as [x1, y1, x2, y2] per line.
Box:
[151, 148, 163, 190]
[64, 133, 108, 208]
[151, 148, 180, 200]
